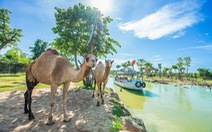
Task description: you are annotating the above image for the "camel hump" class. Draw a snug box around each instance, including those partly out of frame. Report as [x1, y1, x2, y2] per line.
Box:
[46, 48, 59, 55]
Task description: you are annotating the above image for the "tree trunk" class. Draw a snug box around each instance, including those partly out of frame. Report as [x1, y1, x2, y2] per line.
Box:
[74, 50, 79, 70]
[83, 70, 94, 86]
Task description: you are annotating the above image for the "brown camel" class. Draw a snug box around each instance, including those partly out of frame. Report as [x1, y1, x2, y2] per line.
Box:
[24, 48, 97, 125]
[93, 59, 114, 106]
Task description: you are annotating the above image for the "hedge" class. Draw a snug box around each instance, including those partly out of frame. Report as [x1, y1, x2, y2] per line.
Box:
[0, 62, 27, 73]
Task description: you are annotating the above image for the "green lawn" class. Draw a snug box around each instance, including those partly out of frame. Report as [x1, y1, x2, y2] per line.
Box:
[0, 73, 48, 92]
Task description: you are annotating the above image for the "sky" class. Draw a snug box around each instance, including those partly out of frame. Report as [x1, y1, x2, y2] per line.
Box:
[0, 0, 212, 72]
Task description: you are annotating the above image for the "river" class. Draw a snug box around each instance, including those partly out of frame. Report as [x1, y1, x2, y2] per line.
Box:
[106, 78, 212, 132]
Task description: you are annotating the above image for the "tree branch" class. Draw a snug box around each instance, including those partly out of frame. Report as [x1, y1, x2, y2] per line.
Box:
[0, 33, 17, 50]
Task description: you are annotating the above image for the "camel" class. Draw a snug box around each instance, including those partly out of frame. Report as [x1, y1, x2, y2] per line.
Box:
[24, 48, 97, 125]
[93, 59, 114, 106]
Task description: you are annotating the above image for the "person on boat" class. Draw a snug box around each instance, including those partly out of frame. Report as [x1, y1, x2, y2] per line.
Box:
[129, 75, 134, 82]
[115, 75, 119, 81]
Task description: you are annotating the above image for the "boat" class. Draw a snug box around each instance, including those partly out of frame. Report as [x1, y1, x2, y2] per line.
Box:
[113, 70, 146, 91]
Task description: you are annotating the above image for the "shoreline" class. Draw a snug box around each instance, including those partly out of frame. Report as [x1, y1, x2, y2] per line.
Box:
[145, 78, 212, 88]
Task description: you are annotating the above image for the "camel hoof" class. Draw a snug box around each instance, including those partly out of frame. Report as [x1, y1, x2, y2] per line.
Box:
[46, 121, 55, 125]
[28, 113, 35, 120]
[96, 101, 100, 106]
[24, 110, 29, 114]
[63, 118, 71, 122]
[46, 116, 54, 125]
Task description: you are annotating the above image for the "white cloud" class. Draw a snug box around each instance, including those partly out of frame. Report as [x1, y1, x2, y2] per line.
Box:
[170, 31, 185, 39]
[118, 53, 138, 58]
[191, 45, 212, 50]
[178, 44, 212, 51]
[119, 0, 203, 40]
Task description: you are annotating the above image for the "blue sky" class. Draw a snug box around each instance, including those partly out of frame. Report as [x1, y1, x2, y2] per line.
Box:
[0, 0, 211, 72]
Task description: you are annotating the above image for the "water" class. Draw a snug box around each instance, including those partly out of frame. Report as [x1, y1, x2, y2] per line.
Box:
[107, 78, 212, 132]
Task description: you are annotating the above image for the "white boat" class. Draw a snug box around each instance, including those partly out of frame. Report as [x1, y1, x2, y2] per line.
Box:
[113, 71, 146, 91]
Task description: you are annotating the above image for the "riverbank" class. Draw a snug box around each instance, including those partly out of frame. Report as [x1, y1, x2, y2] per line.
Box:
[0, 84, 146, 132]
[145, 77, 212, 88]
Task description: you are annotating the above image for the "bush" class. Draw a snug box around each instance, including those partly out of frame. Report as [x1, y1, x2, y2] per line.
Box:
[0, 62, 27, 73]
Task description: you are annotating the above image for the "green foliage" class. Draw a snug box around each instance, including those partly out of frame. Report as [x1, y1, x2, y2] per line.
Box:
[75, 81, 110, 93]
[3, 47, 31, 63]
[137, 59, 146, 72]
[184, 56, 191, 74]
[110, 98, 125, 117]
[0, 62, 27, 73]
[52, 3, 120, 68]
[197, 68, 212, 80]
[0, 8, 23, 50]
[29, 39, 48, 60]
[109, 116, 124, 132]
[116, 64, 121, 70]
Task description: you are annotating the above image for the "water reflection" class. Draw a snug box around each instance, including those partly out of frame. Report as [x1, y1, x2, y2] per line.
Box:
[107, 78, 212, 132]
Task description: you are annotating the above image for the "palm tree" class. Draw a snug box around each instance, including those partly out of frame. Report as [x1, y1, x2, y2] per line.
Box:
[144, 62, 152, 77]
[172, 65, 178, 80]
[116, 64, 121, 72]
[163, 67, 169, 78]
[176, 57, 185, 81]
[158, 63, 162, 78]
[184, 56, 191, 74]
[137, 59, 146, 73]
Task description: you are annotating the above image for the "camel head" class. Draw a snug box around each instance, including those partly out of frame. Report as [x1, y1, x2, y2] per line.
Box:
[105, 59, 114, 68]
[83, 54, 98, 68]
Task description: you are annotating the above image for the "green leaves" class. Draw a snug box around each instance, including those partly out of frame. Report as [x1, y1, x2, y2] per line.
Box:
[0, 8, 23, 50]
[52, 3, 120, 68]
[3, 47, 30, 64]
[29, 39, 49, 60]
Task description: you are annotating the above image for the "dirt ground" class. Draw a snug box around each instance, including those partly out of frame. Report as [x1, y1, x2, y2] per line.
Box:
[0, 85, 115, 132]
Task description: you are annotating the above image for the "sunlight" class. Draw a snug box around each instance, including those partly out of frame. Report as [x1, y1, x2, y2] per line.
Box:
[91, 0, 112, 14]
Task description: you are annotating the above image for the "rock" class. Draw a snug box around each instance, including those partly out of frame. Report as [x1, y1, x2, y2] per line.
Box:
[110, 92, 121, 101]
[121, 117, 146, 132]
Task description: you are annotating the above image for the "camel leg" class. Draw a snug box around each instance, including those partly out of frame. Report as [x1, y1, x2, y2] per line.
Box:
[101, 83, 106, 104]
[25, 80, 38, 120]
[96, 83, 101, 106]
[92, 79, 96, 98]
[24, 90, 29, 114]
[47, 84, 58, 125]
[63, 82, 71, 122]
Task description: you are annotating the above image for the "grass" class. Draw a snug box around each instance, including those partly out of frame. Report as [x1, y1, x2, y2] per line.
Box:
[0, 73, 49, 92]
[109, 116, 124, 132]
[109, 98, 125, 117]
[109, 98, 125, 131]
[0, 73, 112, 92]
[74, 81, 110, 93]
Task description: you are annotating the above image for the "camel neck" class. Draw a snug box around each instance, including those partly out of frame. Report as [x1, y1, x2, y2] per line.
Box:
[102, 66, 111, 81]
[68, 64, 90, 83]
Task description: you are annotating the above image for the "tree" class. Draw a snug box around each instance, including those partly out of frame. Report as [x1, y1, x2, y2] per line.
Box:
[116, 64, 121, 71]
[4, 47, 30, 63]
[0, 8, 22, 51]
[172, 65, 178, 79]
[158, 63, 162, 78]
[184, 56, 191, 74]
[29, 39, 48, 60]
[163, 67, 169, 78]
[52, 3, 120, 69]
[144, 62, 152, 77]
[197, 68, 210, 81]
[176, 57, 185, 81]
[137, 59, 146, 72]
[121, 62, 128, 70]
